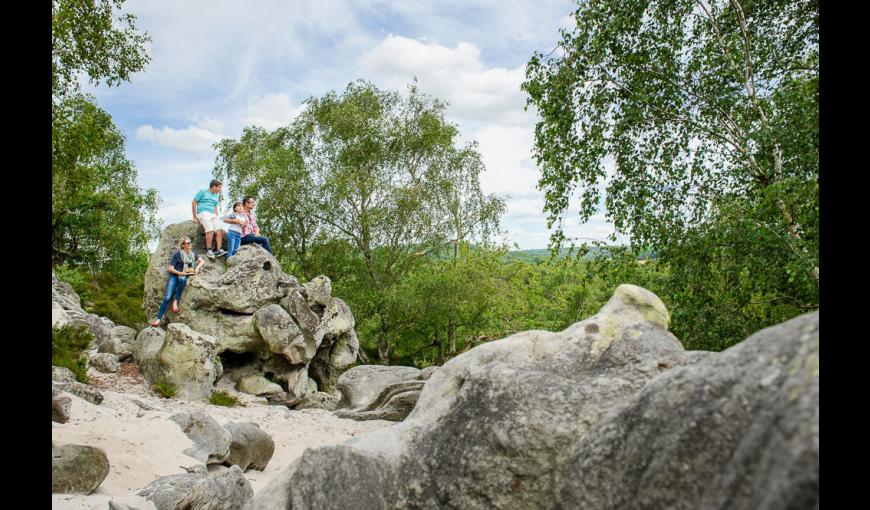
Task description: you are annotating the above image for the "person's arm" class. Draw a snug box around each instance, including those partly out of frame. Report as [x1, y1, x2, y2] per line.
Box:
[191, 199, 199, 224]
[166, 264, 183, 276]
[252, 215, 260, 236]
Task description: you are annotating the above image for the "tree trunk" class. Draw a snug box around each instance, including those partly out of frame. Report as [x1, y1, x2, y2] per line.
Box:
[447, 319, 456, 356]
[377, 311, 390, 365]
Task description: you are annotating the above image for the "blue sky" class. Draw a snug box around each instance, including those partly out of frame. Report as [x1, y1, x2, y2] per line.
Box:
[84, 0, 620, 250]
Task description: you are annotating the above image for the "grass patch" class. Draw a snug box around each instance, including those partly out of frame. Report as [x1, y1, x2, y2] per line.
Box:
[209, 391, 239, 407]
[52, 325, 92, 383]
[153, 382, 178, 398]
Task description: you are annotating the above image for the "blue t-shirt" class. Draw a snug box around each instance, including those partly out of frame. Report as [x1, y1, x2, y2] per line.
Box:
[194, 189, 220, 215]
[169, 250, 198, 273]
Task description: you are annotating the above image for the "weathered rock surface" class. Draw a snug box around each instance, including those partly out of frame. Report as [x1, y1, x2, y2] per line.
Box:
[334, 380, 426, 422]
[53, 380, 104, 405]
[335, 365, 421, 411]
[52, 388, 72, 423]
[141, 221, 362, 403]
[133, 327, 166, 381]
[146, 324, 221, 400]
[99, 335, 134, 360]
[52, 365, 78, 384]
[52, 271, 115, 346]
[294, 391, 340, 411]
[248, 285, 819, 510]
[138, 465, 253, 510]
[89, 352, 120, 373]
[52, 443, 111, 494]
[236, 374, 284, 397]
[223, 421, 275, 472]
[170, 411, 231, 465]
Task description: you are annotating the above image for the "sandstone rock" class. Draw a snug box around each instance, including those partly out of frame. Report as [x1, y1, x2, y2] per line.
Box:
[295, 391, 340, 411]
[51, 443, 110, 494]
[53, 381, 104, 405]
[169, 411, 231, 465]
[248, 285, 818, 509]
[335, 365, 420, 411]
[236, 374, 284, 397]
[279, 289, 323, 347]
[253, 304, 311, 364]
[418, 366, 439, 380]
[308, 328, 361, 395]
[321, 297, 355, 341]
[553, 311, 819, 510]
[110, 325, 138, 344]
[133, 327, 166, 381]
[138, 465, 252, 510]
[149, 324, 220, 401]
[99, 336, 134, 360]
[302, 275, 332, 310]
[89, 352, 120, 373]
[334, 380, 425, 422]
[52, 388, 72, 423]
[52, 366, 78, 384]
[223, 421, 275, 471]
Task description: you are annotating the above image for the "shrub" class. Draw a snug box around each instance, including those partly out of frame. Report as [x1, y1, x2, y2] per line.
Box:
[153, 382, 177, 398]
[209, 391, 239, 407]
[51, 325, 93, 383]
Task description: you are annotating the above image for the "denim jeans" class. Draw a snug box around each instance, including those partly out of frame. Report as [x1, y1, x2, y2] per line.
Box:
[156, 274, 188, 320]
[227, 230, 242, 257]
[240, 234, 272, 254]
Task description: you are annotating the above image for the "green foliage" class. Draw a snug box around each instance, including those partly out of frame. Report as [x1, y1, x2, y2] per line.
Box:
[52, 325, 93, 383]
[215, 80, 504, 363]
[52, 0, 151, 98]
[522, 0, 818, 350]
[53, 94, 160, 268]
[209, 391, 240, 407]
[152, 382, 177, 399]
[54, 254, 149, 329]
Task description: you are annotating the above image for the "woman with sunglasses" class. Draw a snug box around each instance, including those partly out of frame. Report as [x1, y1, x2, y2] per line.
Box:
[150, 237, 206, 327]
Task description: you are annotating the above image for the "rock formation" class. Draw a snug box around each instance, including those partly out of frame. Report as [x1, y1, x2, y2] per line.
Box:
[247, 285, 819, 509]
[52, 443, 111, 494]
[140, 221, 360, 404]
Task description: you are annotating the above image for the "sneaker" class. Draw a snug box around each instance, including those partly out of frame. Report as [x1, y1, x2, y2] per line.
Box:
[207, 249, 215, 260]
[216, 249, 227, 257]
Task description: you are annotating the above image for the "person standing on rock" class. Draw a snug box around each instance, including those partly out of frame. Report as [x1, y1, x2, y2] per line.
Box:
[192, 179, 227, 260]
[150, 237, 205, 327]
[238, 195, 273, 254]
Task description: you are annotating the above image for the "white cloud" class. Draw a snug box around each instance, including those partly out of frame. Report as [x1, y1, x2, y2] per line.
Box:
[135, 123, 223, 154]
[241, 94, 304, 130]
[359, 35, 536, 127]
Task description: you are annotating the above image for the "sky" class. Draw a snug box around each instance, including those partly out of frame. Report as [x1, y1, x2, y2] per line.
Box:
[84, 0, 621, 250]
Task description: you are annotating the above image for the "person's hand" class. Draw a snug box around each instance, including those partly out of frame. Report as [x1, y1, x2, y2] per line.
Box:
[193, 216, 199, 224]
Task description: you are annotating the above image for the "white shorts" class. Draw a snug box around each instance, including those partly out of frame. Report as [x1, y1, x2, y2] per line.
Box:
[198, 211, 221, 233]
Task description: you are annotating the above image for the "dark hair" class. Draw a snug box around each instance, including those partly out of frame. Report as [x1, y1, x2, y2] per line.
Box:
[243, 195, 256, 205]
[209, 179, 222, 189]
[232, 201, 243, 211]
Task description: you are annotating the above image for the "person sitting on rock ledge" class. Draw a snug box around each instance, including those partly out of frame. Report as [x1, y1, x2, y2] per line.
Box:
[238, 195, 273, 254]
[150, 237, 205, 327]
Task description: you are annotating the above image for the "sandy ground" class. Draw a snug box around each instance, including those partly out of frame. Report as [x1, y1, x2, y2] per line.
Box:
[52, 362, 396, 509]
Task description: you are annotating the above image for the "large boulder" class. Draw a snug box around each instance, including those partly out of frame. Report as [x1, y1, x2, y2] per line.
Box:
[147, 324, 221, 400]
[169, 411, 231, 465]
[138, 465, 253, 510]
[247, 285, 819, 509]
[89, 352, 120, 373]
[53, 380, 104, 405]
[133, 327, 166, 381]
[223, 421, 275, 472]
[139, 221, 362, 406]
[51, 443, 110, 494]
[335, 365, 421, 411]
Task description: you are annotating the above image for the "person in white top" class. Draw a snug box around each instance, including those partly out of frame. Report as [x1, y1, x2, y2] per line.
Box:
[221, 201, 247, 258]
